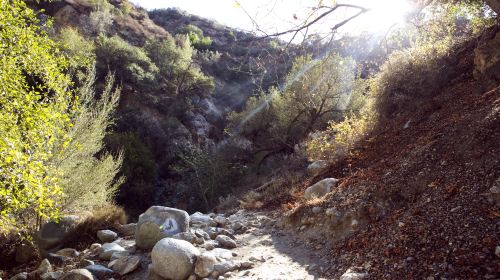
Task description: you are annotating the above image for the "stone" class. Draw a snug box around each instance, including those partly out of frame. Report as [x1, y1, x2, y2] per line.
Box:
[195, 252, 217, 278]
[240, 261, 253, 269]
[307, 160, 329, 176]
[135, 206, 190, 250]
[35, 259, 52, 275]
[117, 223, 136, 236]
[173, 231, 198, 244]
[312, 207, 323, 214]
[474, 32, 500, 89]
[213, 261, 239, 274]
[304, 178, 338, 200]
[40, 271, 62, 280]
[58, 269, 94, 280]
[113, 239, 136, 252]
[15, 243, 37, 263]
[211, 248, 235, 260]
[495, 246, 500, 258]
[190, 212, 213, 226]
[109, 256, 141, 275]
[98, 243, 125, 261]
[9, 272, 27, 280]
[55, 248, 79, 258]
[80, 259, 94, 267]
[151, 238, 200, 280]
[215, 235, 237, 249]
[46, 253, 67, 266]
[97, 230, 118, 243]
[231, 222, 243, 231]
[340, 268, 368, 280]
[85, 265, 113, 279]
[214, 216, 229, 227]
[35, 215, 80, 256]
[110, 250, 130, 261]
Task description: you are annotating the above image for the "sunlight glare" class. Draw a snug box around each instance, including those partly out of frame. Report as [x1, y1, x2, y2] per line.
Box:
[349, 0, 415, 34]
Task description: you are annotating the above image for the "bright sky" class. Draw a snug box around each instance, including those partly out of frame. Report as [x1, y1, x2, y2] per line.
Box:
[131, 0, 415, 38]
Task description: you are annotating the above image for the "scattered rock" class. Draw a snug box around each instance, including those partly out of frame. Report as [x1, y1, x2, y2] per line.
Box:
[55, 248, 79, 258]
[35, 259, 52, 275]
[46, 253, 67, 266]
[304, 178, 338, 200]
[195, 252, 217, 278]
[307, 160, 329, 176]
[135, 206, 190, 250]
[215, 235, 237, 249]
[190, 212, 213, 226]
[340, 268, 368, 280]
[35, 215, 80, 256]
[151, 238, 200, 280]
[9, 272, 27, 280]
[97, 230, 118, 243]
[109, 256, 141, 275]
[98, 243, 125, 261]
[312, 206, 323, 214]
[110, 250, 130, 261]
[15, 243, 37, 263]
[59, 269, 94, 280]
[40, 271, 62, 280]
[85, 264, 113, 279]
[173, 231, 198, 244]
[213, 261, 239, 274]
[117, 223, 136, 236]
[214, 216, 229, 227]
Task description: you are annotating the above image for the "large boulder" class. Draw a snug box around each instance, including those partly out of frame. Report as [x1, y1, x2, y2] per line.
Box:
[151, 238, 200, 280]
[135, 206, 190, 250]
[307, 160, 329, 176]
[304, 178, 338, 200]
[474, 32, 500, 90]
[35, 216, 80, 256]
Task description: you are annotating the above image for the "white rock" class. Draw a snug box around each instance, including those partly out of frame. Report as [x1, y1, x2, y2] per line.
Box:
[151, 238, 200, 280]
[214, 216, 229, 227]
[195, 252, 217, 278]
[98, 243, 125, 261]
[215, 235, 237, 249]
[97, 230, 118, 243]
[340, 268, 368, 280]
[304, 178, 339, 200]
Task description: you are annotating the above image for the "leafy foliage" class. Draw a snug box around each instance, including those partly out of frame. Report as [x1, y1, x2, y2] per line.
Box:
[95, 35, 158, 85]
[0, 0, 73, 230]
[227, 53, 356, 165]
[145, 34, 214, 96]
[49, 69, 123, 213]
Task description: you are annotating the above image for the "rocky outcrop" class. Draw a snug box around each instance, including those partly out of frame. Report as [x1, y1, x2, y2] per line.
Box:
[135, 206, 190, 249]
[35, 215, 80, 256]
[474, 31, 500, 89]
[307, 160, 329, 176]
[304, 178, 338, 200]
[151, 238, 200, 280]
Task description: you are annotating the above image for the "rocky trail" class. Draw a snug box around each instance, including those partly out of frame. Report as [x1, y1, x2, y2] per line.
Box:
[6, 207, 351, 280]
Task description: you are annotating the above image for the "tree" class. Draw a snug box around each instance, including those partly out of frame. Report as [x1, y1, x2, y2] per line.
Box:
[145, 34, 214, 97]
[0, 0, 73, 230]
[227, 53, 356, 166]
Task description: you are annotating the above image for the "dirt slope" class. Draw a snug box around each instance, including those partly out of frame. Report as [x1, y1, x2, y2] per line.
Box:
[273, 32, 500, 279]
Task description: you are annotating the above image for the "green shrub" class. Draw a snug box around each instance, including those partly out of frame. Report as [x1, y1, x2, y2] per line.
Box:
[95, 35, 158, 85]
[49, 69, 124, 213]
[0, 0, 73, 231]
[145, 35, 214, 96]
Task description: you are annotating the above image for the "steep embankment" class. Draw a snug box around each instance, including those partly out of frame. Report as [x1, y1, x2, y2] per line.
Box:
[277, 29, 500, 279]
